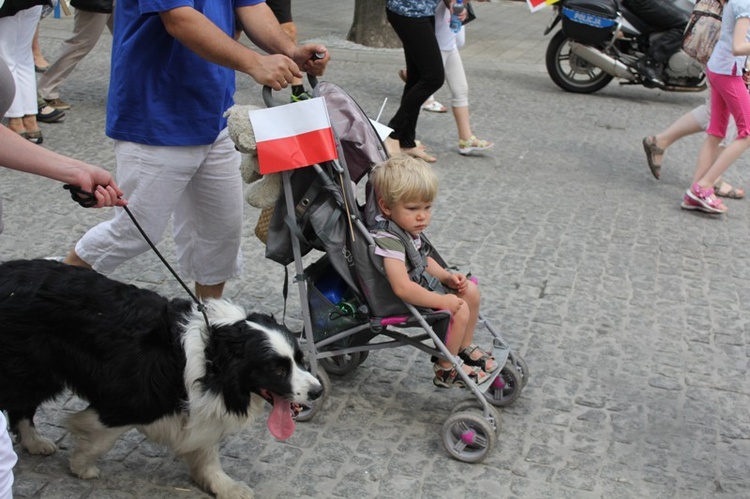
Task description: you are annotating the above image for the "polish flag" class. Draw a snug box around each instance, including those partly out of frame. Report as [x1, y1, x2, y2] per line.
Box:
[248, 97, 338, 175]
[526, 0, 558, 12]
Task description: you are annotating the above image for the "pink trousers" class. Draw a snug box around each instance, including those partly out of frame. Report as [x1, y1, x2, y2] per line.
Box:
[706, 68, 750, 140]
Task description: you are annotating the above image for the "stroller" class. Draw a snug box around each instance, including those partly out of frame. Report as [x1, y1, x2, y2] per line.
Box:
[260, 79, 528, 463]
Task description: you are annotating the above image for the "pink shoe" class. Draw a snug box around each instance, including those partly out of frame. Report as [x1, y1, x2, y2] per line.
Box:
[680, 194, 702, 211]
[686, 183, 727, 214]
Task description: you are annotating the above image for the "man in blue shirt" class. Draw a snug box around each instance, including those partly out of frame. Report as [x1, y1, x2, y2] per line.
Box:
[63, 0, 329, 300]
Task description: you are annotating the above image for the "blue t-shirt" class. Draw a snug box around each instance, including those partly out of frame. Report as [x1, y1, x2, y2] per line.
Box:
[106, 0, 262, 146]
[387, 0, 441, 18]
[707, 0, 750, 75]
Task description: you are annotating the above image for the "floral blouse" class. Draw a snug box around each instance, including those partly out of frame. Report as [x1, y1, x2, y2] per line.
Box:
[387, 0, 442, 17]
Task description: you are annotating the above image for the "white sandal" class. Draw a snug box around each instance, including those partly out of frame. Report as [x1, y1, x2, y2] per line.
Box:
[422, 99, 447, 113]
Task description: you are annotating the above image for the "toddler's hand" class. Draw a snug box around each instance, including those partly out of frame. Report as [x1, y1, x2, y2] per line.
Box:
[440, 294, 464, 315]
[444, 273, 468, 295]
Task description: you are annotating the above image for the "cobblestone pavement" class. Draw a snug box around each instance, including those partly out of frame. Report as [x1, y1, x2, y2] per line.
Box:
[4, 1, 750, 498]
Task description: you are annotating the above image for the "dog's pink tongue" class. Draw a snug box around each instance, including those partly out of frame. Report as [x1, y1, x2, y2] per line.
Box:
[268, 393, 295, 440]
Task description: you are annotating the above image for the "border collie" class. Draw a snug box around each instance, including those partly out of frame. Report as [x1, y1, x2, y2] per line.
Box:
[0, 259, 322, 499]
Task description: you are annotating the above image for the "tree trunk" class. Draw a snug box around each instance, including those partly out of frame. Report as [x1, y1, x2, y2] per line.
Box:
[347, 0, 402, 48]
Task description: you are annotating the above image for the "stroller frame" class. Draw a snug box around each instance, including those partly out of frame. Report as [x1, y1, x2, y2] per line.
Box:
[262, 80, 528, 463]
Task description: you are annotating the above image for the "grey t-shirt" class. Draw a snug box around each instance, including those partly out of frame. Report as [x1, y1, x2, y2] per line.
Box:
[0, 59, 14, 235]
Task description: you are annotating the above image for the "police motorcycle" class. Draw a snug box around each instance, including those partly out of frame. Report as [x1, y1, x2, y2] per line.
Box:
[544, 0, 705, 93]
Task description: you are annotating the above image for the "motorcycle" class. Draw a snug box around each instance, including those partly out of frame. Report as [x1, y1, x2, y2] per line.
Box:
[544, 0, 705, 94]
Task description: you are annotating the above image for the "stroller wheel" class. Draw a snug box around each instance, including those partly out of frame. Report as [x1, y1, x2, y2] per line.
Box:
[510, 353, 529, 388]
[296, 367, 331, 423]
[450, 398, 502, 435]
[319, 351, 368, 376]
[441, 411, 497, 463]
[483, 361, 523, 408]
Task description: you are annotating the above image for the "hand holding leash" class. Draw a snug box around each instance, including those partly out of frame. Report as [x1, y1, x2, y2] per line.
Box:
[63, 184, 127, 208]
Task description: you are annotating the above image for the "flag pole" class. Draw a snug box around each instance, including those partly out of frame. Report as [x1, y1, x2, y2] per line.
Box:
[375, 98, 388, 123]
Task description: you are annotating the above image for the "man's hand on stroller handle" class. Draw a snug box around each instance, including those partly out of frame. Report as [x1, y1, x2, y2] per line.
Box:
[249, 54, 301, 90]
[295, 44, 329, 76]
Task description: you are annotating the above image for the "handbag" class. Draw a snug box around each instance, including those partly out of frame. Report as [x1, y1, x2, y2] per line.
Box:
[682, 0, 723, 65]
[69, 0, 112, 13]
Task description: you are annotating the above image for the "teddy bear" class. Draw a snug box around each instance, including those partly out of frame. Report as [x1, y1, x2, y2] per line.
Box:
[224, 104, 282, 209]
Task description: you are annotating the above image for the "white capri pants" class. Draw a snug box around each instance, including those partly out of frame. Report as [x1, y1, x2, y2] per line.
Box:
[441, 47, 469, 108]
[0, 6, 43, 118]
[76, 129, 243, 286]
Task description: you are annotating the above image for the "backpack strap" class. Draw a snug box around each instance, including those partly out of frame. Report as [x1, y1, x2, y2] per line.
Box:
[373, 219, 431, 285]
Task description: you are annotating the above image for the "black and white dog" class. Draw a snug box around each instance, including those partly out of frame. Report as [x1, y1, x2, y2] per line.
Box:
[0, 259, 322, 499]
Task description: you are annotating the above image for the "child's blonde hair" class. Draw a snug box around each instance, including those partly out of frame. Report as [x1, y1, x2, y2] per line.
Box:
[371, 155, 439, 208]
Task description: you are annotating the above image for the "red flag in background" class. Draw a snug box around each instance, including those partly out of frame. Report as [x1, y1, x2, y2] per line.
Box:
[527, 0, 559, 12]
[248, 97, 338, 175]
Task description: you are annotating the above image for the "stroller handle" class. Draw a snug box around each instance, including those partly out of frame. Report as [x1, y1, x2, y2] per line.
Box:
[262, 73, 319, 108]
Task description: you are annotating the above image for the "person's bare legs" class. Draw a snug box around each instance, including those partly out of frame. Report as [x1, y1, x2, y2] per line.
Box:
[384, 137, 400, 156]
[651, 106, 739, 194]
[21, 114, 40, 134]
[458, 283, 481, 346]
[64, 249, 225, 300]
[195, 282, 224, 300]
[6, 117, 24, 134]
[456, 283, 496, 371]
[7, 115, 41, 136]
[32, 24, 49, 70]
[695, 135, 750, 189]
[452, 106, 472, 141]
[652, 110, 704, 167]
[436, 305, 475, 376]
[64, 248, 91, 268]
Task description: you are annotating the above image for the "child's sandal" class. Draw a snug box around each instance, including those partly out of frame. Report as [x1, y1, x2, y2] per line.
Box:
[433, 363, 489, 388]
[459, 345, 499, 373]
[433, 363, 466, 388]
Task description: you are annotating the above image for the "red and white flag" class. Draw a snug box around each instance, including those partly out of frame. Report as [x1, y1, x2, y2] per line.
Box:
[526, 0, 558, 13]
[248, 97, 338, 175]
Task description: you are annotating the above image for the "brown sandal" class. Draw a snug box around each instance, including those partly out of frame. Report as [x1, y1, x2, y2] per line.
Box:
[432, 363, 488, 388]
[713, 180, 745, 199]
[642, 136, 663, 179]
[459, 345, 499, 373]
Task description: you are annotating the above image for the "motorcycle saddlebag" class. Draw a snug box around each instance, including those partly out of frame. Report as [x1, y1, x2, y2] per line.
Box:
[561, 0, 619, 45]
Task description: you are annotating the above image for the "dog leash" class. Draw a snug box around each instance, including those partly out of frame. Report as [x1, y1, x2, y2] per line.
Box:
[63, 185, 211, 328]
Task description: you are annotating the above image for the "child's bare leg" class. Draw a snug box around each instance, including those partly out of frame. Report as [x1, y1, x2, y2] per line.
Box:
[459, 282, 481, 345]
[437, 306, 474, 375]
[458, 283, 497, 371]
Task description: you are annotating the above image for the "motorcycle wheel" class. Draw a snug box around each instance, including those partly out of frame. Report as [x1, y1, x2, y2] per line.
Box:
[545, 30, 614, 94]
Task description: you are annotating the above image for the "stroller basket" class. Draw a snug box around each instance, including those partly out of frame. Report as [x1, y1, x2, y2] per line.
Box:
[306, 256, 368, 346]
